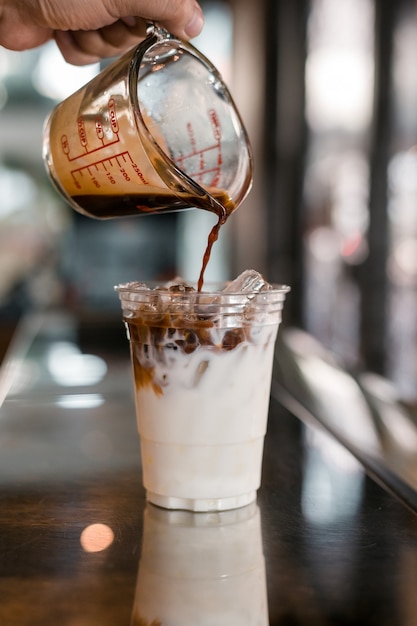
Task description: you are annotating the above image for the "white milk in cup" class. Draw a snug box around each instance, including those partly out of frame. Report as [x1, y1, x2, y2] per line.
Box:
[116, 269, 289, 512]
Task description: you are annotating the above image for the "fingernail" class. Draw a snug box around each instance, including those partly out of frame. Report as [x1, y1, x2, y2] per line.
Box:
[121, 16, 137, 27]
[185, 6, 204, 38]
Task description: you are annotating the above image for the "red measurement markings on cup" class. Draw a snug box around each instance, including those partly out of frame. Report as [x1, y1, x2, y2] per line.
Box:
[70, 151, 148, 190]
[60, 97, 121, 162]
[175, 109, 222, 187]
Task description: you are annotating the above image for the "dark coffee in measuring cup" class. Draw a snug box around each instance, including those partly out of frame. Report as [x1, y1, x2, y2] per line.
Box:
[70, 188, 235, 219]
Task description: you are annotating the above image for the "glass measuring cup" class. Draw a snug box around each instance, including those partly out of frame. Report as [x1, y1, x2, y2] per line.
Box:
[43, 23, 253, 221]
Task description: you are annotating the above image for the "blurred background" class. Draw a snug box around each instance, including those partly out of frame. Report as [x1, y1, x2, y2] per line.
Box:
[1, 0, 417, 402]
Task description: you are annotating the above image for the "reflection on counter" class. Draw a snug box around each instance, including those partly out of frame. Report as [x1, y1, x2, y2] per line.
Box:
[273, 326, 417, 514]
[133, 502, 268, 626]
[80, 523, 115, 553]
[301, 427, 364, 526]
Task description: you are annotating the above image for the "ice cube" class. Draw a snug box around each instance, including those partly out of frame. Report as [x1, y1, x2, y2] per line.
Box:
[168, 283, 196, 293]
[163, 277, 196, 293]
[144, 290, 164, 312]
[115, 281, 150, 292]
[222, 270, 271, 294]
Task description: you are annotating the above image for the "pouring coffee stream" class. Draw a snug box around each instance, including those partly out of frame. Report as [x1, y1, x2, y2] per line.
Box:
[43, 23, 252, 288]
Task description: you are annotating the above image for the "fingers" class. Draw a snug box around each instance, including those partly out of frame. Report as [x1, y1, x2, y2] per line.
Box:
[106, 0, 204, 41]
[54, 18, 148, 65]
[0, 0, 205, 65]
[159, 3, 205, 39]
[0, 2, 51, 51]
[53, 0, 205, 67]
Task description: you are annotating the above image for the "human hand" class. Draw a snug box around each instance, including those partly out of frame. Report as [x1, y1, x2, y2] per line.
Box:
[0, 0, 204, 65]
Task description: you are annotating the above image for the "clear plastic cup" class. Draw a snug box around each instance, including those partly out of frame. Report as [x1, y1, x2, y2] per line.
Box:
[116, 278, 289, 512]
